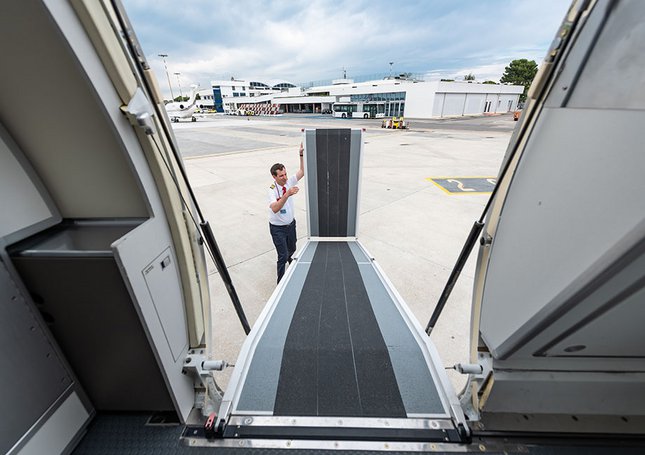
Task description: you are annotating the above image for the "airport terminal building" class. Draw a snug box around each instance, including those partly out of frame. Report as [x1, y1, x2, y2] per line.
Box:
[206, 77, 524, 119]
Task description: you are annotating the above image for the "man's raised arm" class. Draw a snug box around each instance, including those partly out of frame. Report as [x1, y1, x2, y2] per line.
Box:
[296, 142, 304, 181]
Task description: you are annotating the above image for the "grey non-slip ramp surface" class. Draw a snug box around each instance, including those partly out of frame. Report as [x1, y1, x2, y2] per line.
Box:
[234, 241, 446, 418]
[274, 241, 406, 417]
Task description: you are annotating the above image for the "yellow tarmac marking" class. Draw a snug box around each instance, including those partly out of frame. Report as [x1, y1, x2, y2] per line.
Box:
[426, 177, 496, 195]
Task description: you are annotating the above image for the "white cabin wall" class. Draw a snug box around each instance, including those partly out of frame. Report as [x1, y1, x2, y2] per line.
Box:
[0, 0, 148, 220]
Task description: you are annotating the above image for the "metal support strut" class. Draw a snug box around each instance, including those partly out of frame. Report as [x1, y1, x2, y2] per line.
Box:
[426, 221, 484, 335]
[200, 221, 251, 334]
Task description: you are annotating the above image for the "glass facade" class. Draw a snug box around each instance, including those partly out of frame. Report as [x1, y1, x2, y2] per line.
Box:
[350, 92, 406, 116]
[273, 83, 296, 91]
[250, 81, 270, 89]
[213, 87, 223, 112]
[350, 92, 405, 102]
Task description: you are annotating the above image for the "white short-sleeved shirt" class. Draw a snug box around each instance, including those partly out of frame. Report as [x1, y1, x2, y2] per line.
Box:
[268, 175, 298, 225]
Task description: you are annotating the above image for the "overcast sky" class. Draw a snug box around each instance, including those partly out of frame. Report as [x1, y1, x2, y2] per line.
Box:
[122, 0, 571, 98]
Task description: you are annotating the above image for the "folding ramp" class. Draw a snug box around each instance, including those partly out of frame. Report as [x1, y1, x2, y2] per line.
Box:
[212, 129, 469, 445]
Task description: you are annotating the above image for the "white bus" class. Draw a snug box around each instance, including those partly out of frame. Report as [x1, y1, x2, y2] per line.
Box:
[332, 101, 386, 119]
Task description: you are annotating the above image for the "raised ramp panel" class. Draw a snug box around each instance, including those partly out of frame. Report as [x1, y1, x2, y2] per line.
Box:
[305, 129, 362, 238]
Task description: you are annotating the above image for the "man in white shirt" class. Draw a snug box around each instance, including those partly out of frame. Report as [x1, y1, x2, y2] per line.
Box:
[268, 142, 305, 283]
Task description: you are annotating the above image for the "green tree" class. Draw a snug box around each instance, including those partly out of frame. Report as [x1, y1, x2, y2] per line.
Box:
[483, 80, 496, 84]
[500, 59, 538, 102]
[464, 73, 475, 81]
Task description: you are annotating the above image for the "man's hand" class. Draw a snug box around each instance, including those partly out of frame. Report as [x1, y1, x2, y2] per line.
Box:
[270, 186, 299, 213]
[296, 142, 305, 180]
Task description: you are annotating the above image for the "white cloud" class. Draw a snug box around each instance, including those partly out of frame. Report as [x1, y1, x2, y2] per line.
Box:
[123, 0, 570, 98]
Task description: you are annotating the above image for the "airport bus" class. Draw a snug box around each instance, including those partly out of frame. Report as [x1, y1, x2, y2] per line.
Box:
[332, 101, 386, 119]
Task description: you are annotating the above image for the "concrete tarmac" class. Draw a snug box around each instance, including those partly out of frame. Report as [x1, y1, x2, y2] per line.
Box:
[176, 113, 516, 394]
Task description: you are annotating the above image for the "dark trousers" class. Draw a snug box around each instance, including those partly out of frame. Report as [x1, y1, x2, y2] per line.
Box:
[270, 220, 297, 283]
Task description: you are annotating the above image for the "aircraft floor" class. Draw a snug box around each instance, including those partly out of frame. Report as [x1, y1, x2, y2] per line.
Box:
[73, 412, 645, 454]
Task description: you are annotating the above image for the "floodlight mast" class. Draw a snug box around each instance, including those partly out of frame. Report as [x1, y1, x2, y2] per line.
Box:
[158, 53, 174, 100]
[174, 72, 183, 99]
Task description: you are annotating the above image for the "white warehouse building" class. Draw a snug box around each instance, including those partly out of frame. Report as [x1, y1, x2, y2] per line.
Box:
[210, 77, 524, 119]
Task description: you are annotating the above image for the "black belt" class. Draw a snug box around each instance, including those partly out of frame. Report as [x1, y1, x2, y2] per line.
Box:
[270, 219, 295, 227]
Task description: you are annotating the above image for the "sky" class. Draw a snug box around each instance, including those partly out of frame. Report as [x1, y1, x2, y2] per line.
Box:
[122, 0, 571, 98]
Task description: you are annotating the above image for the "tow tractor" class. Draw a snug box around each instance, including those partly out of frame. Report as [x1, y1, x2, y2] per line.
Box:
[381, 116, 409, 129]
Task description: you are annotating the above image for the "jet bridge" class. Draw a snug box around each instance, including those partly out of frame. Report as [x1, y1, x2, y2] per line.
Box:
[210, 129, 469, 444]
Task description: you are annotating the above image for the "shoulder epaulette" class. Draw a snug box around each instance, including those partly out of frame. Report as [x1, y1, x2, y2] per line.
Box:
[270, 184, 275, 189]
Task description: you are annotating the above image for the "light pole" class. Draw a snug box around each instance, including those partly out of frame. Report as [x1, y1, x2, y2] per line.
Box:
[389, 62, 394, 78]
[157, 53, 174, 101]
[174, 72, 183, 99]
